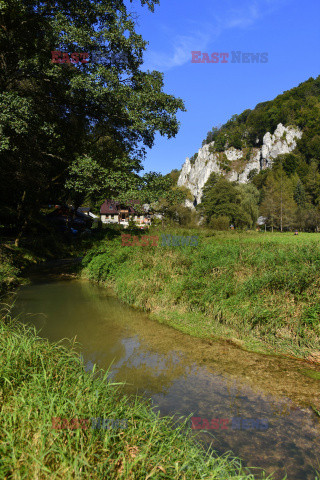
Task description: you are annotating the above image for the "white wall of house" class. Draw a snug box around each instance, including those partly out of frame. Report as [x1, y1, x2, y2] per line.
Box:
[101, 212, 151, 225]
[133, 215, 145, 222]
[101, 214, 119, 224]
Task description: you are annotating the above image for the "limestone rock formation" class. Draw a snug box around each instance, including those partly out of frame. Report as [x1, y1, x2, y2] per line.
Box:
[177, 123, 302, 207]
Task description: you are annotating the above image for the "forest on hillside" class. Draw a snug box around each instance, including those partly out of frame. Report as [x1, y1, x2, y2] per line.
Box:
[195, 76, 320, 231]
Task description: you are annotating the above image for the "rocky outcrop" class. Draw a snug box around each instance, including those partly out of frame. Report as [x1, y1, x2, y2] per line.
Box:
[177, 123, 302, 206]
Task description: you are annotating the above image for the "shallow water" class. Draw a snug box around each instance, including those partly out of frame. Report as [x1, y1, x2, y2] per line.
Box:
[10, 273, 320, 480]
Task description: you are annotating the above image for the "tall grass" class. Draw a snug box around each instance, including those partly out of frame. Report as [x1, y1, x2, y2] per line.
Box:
[0, 312, 272, 479]
[82, 230, 320, 358]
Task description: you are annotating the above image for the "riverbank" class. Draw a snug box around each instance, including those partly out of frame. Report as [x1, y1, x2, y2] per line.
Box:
[81, 229, 320, 362]
[0, 230, 101, 296]
[0, 313, 269, 479]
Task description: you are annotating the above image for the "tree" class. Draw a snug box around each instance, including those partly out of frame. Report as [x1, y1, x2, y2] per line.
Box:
[259, 174, 278, 232]
[236, 183, 259, 228]
[197, 175, 253, 228]
[208, 216, 229, 230]
[140, 172, 173, 204]
[0, 0, 185, 243]
[273, 153, 300, 176]
[165, 169, 181, 186]
[293, 177, 307, 207]
[202, 125, 222, 146]
[150, 185, 190, 224]
[260, 168, 296, 231]
[305, 206, 320, 232]
[304, 161, 320, 206]
[292, 175, 309, 230]
[247, 168, 258, 181]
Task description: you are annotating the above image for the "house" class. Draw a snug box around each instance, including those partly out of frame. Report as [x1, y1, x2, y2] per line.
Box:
[77, 207, 99, 222]
[100, 199, 152, 227]
[77, 207, 90, 215]
[100, 200, 121, 224]
[46, 205, 93, 233]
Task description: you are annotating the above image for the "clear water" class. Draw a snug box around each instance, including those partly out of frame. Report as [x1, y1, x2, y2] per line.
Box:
[10, 273, 320, 480]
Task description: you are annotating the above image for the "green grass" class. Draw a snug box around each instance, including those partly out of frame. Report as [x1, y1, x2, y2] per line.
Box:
[81, 229, 320, 359]
[299, 368, 320, 380]
[0, 312, 273, 479]
[311, 405, 320, 417]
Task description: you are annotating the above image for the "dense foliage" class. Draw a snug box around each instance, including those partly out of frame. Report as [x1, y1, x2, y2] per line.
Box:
[197, 76, 320, 231]
[0, 0, 185, 242]
[202, 76, 320, 157]
[197, 173, 259, 228]
[198, 161, 320, 231]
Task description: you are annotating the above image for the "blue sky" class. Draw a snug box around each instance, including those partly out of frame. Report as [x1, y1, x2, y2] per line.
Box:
[128, 0, 320, 175]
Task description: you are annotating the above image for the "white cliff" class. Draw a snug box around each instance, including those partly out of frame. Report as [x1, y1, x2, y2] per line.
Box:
[178, 123, 302, 207]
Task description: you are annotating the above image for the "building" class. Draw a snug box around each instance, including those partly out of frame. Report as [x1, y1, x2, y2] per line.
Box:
[46, 205, 93, 233]
[100, 200, 121, 224]
[100, 200, 151, 227]
[77, 207, 99, 222]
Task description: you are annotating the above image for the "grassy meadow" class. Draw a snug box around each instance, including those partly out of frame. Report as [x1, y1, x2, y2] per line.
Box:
[0, 312, 272, 480]
[82, 229, 320, 360]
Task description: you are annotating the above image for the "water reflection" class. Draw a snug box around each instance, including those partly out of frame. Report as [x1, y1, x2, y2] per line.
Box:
[12, 277, 320, 480]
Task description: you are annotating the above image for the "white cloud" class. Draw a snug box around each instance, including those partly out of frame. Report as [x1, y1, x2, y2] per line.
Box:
[224, 4, 260, 29]
[143, 31, 210, 70]
[143, 0, 292, 71]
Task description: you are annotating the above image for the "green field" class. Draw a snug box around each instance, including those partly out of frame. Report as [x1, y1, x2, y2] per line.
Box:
[82, 229, 320, 360]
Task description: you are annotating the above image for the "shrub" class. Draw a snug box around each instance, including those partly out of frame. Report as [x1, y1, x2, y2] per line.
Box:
[209, 216, 230, 230]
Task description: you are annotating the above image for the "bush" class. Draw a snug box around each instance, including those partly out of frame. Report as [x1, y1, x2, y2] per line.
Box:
[0, 259, 19, 293]
[209, 216, 230, 230]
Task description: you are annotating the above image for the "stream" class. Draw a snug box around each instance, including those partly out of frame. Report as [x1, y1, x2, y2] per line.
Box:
[9, 268, 320, 480]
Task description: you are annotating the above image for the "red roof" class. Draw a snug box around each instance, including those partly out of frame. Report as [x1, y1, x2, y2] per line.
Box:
[100, 200, 120, 215]
[100, 199, 143, 215]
